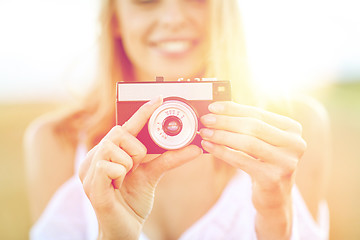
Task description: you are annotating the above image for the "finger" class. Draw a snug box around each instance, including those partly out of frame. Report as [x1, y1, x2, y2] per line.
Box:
[142, 145, 202, 185]
[82, 159, 127, 208]
[202, 140, 298, 191]
[208, 101, 302, 134]
[122, 95, 163, 136]
[200, 115, 301, 147]
[87, 139, 134, 183]
[92, 160, 127, 201]
[200, 129, 286, 164]
[201, 140, 264, 175]
[79, 145, 99, 182]
[94, 139, 134, 172]
[103, 126, 147, 168]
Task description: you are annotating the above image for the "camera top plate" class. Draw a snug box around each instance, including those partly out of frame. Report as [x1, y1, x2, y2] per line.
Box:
[117, 80, 231, 102]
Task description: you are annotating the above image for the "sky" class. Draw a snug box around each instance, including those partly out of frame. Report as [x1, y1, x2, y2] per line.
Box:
[0, 0, 359, 102]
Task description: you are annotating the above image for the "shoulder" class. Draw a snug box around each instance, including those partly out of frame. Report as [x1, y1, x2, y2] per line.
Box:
[291, 95, 331, 219]
[290, 95, 331, 178]
[24, 109, 79, 178]
[24, 112, 58, 146]
[24, 109, 81, 222]
[24, 101, 88, 152]
[291, 95, 330, 135]
[24, 109, 76, 155]
[24, 106, 82, 170]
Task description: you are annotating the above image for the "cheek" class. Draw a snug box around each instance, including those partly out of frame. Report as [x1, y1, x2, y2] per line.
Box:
[116, 4, 148, 44]
[189, 4, 208, 33]
[119, 19, 149, 58]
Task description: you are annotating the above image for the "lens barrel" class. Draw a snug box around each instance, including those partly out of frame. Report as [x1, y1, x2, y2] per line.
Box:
[148, 99, 198, 150]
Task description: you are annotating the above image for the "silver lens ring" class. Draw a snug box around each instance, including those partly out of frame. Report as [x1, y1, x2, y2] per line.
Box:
[148, 100, 198, 150]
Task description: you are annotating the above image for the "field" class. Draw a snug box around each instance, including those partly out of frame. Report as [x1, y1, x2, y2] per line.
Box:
[0, 82, 359, 239]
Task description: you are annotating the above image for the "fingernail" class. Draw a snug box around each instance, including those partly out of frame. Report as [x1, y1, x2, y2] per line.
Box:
[201, 140, 214, 149]
[149, 95, 162, 105]
[200, 128, 214, 138]
[209, 102, 224, 113]
[201, 115, 216, 124]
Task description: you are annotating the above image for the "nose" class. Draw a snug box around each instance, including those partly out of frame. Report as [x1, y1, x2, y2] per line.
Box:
[157, 0, 189, 31]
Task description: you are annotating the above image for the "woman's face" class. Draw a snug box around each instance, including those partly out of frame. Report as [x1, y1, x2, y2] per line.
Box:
[115, 0, 208, 81]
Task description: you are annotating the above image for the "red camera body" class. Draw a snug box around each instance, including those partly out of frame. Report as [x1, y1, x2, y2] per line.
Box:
[116, 79, 231, 154]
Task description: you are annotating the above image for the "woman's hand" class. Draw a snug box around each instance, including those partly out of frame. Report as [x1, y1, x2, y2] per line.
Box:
[79, 96, 202, 240]
[199, 101, 307, 240]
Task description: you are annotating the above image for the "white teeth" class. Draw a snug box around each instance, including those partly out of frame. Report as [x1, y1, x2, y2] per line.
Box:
[156, 41, 192, 53]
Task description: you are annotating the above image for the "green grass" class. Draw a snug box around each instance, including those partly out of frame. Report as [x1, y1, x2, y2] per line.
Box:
[318, 82, 360, 240]
[0, 82, 359, 239]
[0, 103, 58, 240]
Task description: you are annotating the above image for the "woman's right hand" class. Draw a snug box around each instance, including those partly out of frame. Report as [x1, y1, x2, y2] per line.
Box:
[78, 96, 202, 240]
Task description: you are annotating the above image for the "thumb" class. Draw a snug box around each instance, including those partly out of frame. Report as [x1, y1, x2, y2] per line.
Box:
[142, 145, 203, 185]
[122, 95, 163, 136]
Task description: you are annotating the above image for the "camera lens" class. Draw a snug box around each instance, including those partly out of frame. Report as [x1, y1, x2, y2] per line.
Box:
[148, 99, 198, 150]
[162, 116, 182, 136]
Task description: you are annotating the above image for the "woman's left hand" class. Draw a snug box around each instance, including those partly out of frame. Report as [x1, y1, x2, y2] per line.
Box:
[199, 101, 307, 239]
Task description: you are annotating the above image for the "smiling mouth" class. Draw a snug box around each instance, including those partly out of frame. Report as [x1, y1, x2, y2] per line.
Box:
[153, 40, 196, 55]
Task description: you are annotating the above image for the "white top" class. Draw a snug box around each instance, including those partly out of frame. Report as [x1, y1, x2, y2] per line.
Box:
[30, 144, 329, 240]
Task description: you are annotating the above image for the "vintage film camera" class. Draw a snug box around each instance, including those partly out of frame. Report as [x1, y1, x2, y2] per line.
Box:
[116, 77, 231, 154]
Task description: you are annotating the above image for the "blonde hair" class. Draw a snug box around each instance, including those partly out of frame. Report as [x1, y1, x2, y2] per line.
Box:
[58, 0, 255, 149]
[206, 0, 254, 104]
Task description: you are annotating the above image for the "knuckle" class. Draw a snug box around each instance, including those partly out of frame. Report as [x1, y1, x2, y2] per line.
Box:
[133, 143, 147, 161]
[138, 144, 147, 158]
[292, 135, 307, 156]
[112, 124, 124, 134]
[222, 101, 231, 112]
[250, 118, 265, 136]
[221, 115, 230, 127]
[122, 159, 133, 172]
[99, 139, 113, 155]
[291, 120, 303, 134]
[282, 157, 298, 176]
[212, 129, 222, 142]
[222, 149, 232, 161]
[297, 137, 307, 154]
[113, 124, 122, 130]
[263, 170, 282, 189]
[271, 174, 282, 186]
[95, 160, 107, 172]
[247, 138, 261, 154]
[254, 109, 265, 121]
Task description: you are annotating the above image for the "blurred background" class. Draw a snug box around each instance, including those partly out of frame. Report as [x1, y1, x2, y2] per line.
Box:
[0, 0, 359, 239]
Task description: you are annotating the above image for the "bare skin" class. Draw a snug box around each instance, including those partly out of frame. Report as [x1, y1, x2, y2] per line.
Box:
[25, 94, 330, 240]
[24, 111, 77, 223]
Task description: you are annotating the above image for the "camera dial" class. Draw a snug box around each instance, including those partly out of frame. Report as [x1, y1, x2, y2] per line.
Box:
[148, 98, 198, 150]
[162, 115, 183, 136]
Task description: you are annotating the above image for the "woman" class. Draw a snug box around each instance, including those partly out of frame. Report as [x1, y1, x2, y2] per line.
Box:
[25, 0, 330, 239]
